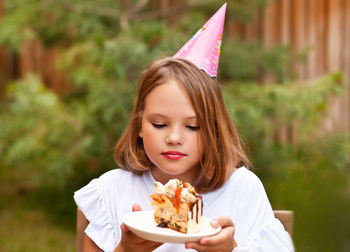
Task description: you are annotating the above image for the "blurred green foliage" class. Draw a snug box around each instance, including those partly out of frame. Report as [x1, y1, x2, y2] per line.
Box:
[224, 74, 350, 251]
[0, 0, 349, 251]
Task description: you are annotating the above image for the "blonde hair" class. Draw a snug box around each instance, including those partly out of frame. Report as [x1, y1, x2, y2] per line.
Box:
[114, 57, 250, 193]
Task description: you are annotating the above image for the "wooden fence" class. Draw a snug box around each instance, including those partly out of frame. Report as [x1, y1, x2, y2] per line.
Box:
[228, 0, 350, 136]
[0, 0, 349, 135]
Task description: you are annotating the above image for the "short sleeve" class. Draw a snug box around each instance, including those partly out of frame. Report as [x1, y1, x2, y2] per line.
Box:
[233, 170, 294, 252]
[74, 178, 117, 251]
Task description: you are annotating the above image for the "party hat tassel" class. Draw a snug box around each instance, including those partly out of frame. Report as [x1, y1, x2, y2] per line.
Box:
[174, 3, 227, 77]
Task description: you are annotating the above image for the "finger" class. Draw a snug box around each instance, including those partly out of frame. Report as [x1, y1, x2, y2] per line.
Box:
[189, 229, 236, 251]
[149, 242, 163, 250]
[186, 242, 213, 251]
[210, 218, 220, 229]
[121, 223, 129, 233]
[213, 215, 234, 228]
[132, 203, 142, 211]
[199, 226, 235, 246]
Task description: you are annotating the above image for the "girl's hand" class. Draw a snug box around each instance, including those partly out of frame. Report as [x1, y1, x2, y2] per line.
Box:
[115, 204, 163, 252]
[185, 216, 237, 252]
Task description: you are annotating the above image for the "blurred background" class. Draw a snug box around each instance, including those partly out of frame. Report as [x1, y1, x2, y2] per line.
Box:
[0, 0, 349, 251]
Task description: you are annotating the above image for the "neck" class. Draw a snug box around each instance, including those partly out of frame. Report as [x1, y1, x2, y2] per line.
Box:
[151, 168, 197, 185]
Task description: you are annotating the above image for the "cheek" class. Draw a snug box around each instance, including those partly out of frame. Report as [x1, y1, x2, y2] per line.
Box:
[140, 124, 159, 145]
[139, 120, 150, 138]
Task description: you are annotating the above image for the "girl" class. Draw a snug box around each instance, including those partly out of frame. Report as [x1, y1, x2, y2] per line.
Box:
[74, 57, 294, 251]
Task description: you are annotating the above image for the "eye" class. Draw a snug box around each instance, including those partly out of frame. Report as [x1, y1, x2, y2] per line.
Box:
[187, 125, 200, 131]
[152, 123, 166, 129]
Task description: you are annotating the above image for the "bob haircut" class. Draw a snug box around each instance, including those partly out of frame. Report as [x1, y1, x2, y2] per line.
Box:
[114, 57, 250, 193]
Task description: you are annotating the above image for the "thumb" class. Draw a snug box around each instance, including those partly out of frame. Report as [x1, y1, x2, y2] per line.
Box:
[132, 203, 142, 212]
[211, 215, 234, 229]
[210, 218, 220, 229]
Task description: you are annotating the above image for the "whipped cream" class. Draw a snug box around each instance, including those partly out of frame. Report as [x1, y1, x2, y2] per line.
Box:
[153, 179, 197, 203]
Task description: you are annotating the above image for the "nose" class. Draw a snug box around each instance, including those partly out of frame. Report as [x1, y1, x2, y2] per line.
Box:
[166, 127, 184, 145]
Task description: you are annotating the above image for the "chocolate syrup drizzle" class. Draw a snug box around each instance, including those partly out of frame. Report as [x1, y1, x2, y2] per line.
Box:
[189, 195, 203, 223]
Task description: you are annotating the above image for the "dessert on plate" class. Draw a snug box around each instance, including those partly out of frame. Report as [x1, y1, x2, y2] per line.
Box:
[150, 179, 203, 233]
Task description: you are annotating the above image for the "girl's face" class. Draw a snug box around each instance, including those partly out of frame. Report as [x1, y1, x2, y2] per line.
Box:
[139, 79, 204, 184]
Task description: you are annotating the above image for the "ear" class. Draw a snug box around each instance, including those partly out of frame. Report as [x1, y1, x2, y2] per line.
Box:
[139, 129, 143, 138]
[138, 112, 144, 138]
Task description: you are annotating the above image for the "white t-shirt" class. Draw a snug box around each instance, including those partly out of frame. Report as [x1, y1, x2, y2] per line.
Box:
[74, 167, 294, 252]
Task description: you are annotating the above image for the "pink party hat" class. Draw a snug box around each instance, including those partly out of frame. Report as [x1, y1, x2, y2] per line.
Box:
[174, 3, 227, 77]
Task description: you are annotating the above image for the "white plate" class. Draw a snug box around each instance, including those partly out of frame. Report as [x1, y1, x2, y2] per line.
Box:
[122, 210, 221, 244]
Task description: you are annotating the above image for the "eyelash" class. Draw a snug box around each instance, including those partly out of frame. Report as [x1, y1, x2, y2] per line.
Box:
[152, 123, 166, 129]
[187, 126, 200, 131]
[151, 123, 200, 131]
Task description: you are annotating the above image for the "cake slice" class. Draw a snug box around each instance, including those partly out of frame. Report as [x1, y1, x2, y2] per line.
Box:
[150, 179, 203, 233]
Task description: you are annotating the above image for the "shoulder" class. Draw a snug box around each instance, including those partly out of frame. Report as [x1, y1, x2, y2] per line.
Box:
[231, 167, 273, 213]
[95, 168, 153, 194]
[74, 168, 153, 219]
[203, 167, 265, 204]
[74, 168, 140, 204]
[227, 166, 265, 191]
[223, 167, 270, 207]
[97, 168, 135, 183]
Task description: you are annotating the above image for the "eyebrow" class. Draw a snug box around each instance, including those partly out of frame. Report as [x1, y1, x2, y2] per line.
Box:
[147, 113, 198, 120]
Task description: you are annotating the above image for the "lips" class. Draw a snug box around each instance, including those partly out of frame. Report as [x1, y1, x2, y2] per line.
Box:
[162, 151, 187, 160]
